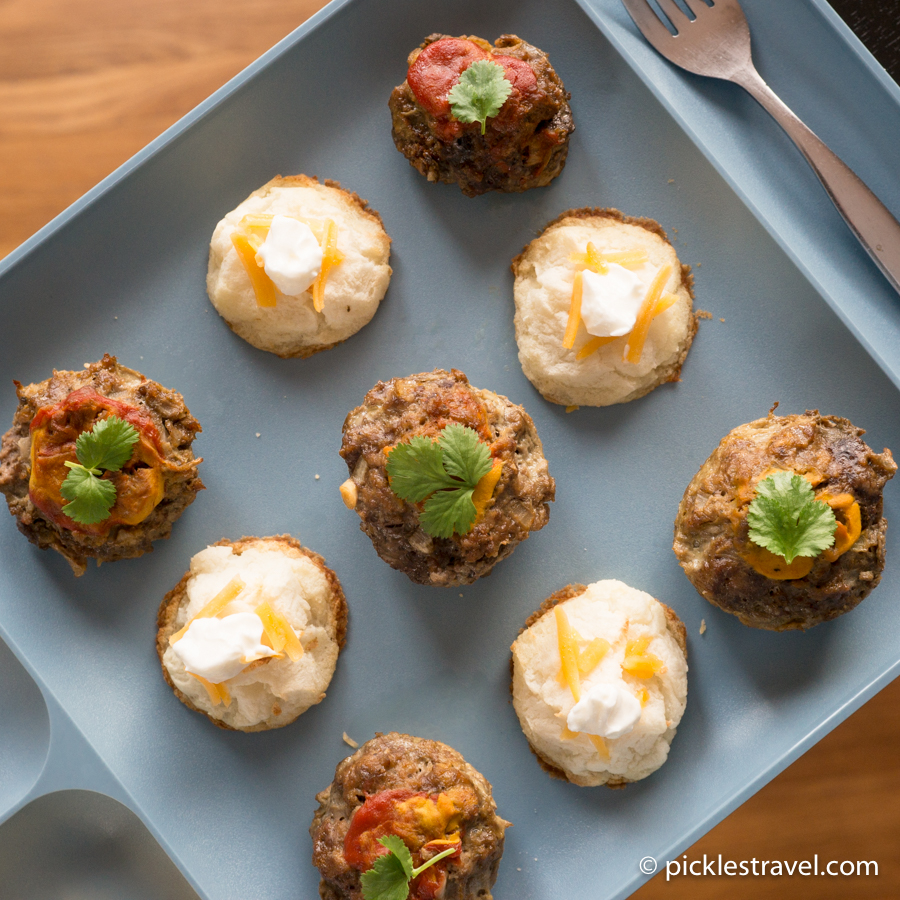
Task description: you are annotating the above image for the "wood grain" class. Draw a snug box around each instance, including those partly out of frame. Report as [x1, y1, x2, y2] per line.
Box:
[0, 1, 897, 897]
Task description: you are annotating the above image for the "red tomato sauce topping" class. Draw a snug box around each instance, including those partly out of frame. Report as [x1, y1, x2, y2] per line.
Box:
[344, 788, 469, 900]
[406, 37, 536, 133]
[28, 387, 166, 534]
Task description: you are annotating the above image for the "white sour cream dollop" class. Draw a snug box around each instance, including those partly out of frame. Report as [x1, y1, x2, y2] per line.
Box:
[579, 265, 647, 337]
[172, 613, 278, 683]
[566, 681, 642, 740]
[256, 215, 323, 296]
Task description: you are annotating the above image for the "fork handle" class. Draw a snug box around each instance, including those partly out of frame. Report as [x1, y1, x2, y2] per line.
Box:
[732, 66, 900, 295]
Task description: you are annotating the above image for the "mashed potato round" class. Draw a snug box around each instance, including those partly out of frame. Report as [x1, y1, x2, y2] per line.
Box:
[512, 208, 696, 407]
[511, 580, 687, 786]
[206, 175, 392, 358]
[157, 535, 347, 732]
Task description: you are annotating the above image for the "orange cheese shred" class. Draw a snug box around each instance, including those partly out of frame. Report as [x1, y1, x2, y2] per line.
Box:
[255, 600, 303, 662]
[588, 734, 610, 760]
[622, 635, 666, 679]
[170, 576, 246, 645]
[652, 291, 679, 317]
[311, 218, 344, 313]
[231, 232, 277, 308]
[741, 544, 815, 580]
[555, 606, 581, 703]
[584, 241, 608, 275]
[575, 335, 618, 361]
[578, 638, 610, 676]
[472, 460, 503, 521]
[562, 271, 584, 350]
[190, 673, 232, 707]
[637, 688, 650, 707]
[623, 264, 672, 364]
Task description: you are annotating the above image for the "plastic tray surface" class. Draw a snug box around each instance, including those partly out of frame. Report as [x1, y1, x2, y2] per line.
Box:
[1, 0, 899, 898]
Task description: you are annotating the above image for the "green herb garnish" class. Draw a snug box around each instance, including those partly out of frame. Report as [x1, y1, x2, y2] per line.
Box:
[59, 415, 140, 524]
[385, 423, 493, 539]
[747, 472, 837, 564]
[447, 59, 513, 134]
[360, 835, 457, 900]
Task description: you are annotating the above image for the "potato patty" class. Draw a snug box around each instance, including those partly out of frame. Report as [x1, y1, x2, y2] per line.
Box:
[673, 411, 896, 630]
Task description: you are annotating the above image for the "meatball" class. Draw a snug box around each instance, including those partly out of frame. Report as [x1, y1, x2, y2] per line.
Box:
[310, 732, 509, 900]
[157, 535, 347, 732]
[340, 369, 555, 586]
[389, 34, 574, 196]
[512, 207, 697, 407]
[673, 411, 896, 630]
[0, 354, 203, 576]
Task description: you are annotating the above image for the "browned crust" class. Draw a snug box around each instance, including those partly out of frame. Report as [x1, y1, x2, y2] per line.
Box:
[0, 354, 203, 575]
[156, 534, 348, 733]
[252, 175, 389, 233]
[311, 732, 509, 900]
[511, 582, 687, 788]
[673, 410, 897, 630]
[220, 316, 344, 361]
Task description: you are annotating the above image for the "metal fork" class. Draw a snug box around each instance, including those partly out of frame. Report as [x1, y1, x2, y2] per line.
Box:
[622, 0, 900, 295]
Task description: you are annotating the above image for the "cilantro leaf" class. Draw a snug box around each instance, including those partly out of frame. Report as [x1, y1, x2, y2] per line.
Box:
[439, 423, 492, 486]
[57, 415, 140, 525]
[360, 837, 413, 900]
[447, 59, 513, 134]
[386, 436, 456, 502]
[747, 472, 837, 564]
[60, 464, 117, 524]
[384, 425, 495, 539]
[360, 835, 458, 900]
[420, 485, 478, 540]
[75, 415, 140, 472]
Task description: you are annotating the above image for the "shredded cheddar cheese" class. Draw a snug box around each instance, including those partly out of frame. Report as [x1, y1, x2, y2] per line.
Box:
[191, 673, 232, 707]
[169, 576, 246, 645]
[588, 734, 610, 760]
[311, 218, 344, 313]
[622, 635, 666, 679]
[555, 606, 582, 703]
[575, 335, 617, 361]
[472, 460, 503, 521]
[563, 271, 584, 350]
[624, 264, 672, 364]
[231, 213, 343, 310]
[255, 600, 304, 662]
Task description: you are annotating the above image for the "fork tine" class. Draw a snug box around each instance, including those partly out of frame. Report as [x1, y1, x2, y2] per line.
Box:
[654, 0, 692, 31]
[621, 0, 681, 49]
[683, 0, 711, 16]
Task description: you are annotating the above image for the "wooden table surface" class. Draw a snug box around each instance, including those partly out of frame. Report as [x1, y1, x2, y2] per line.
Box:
[1, 1, 897, 897]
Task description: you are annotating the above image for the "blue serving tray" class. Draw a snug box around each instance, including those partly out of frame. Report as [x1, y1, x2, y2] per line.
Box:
[1, 0, 899, 898]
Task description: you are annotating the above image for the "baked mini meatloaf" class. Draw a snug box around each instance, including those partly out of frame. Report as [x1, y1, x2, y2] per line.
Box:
[0, 355, 202, 575]
[339, 369, 554, 586]
[512, 207, 696, 407]
[207, 175, 391, 358]
[157, 535, 347, 732]
[674, 410, 896, 630]
[389, 34, 574, 196]
[511, 580, 688, 787]
[311, 732, 509, 900]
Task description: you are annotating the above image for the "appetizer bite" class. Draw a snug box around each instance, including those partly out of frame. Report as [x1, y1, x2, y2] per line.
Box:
[511, 580, 688, 787]
[674, 410, 896, 631]
[389, 34, 574, 196]
[339, 369, 554, 586]
[512, 208, 696, 407]
[157, 535, 347, 732]
[206, 175, 392, 358]
[0, 355, 202, 576]
[311, 732, 508, 900]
